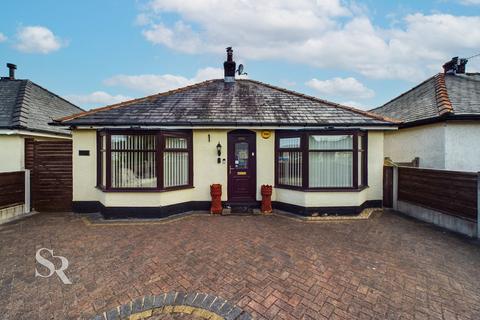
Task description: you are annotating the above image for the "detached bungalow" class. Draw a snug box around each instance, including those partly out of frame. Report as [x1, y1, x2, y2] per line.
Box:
[55, 49, 398, 218]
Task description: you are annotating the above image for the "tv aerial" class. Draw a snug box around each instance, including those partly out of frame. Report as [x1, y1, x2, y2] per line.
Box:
[236, 64, 248, 76]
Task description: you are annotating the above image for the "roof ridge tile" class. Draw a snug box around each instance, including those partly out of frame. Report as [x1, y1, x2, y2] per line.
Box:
[10, 80, 30, 128]
[434, 74, 454, 116]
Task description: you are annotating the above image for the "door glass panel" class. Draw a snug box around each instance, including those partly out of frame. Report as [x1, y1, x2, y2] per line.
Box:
[235, 142, 248, 169]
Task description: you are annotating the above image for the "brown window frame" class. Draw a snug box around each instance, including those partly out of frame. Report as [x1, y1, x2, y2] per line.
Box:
[96, 129, 193, 192]
[275, 130, 368, 191]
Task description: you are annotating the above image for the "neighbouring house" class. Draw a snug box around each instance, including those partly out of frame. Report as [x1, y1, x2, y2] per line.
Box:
[0, 63, 84, 173]
[371, 57, 480, 172]
[54, 48, 398, 218]
[0, 63, 83, 223]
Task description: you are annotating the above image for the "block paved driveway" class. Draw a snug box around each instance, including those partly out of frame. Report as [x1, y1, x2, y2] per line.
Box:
[1, 211, 479, 320]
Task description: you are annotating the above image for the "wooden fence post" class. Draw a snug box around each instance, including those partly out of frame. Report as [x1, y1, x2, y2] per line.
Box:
[393, 166, 399, 211]
[24, 169, 31, 214]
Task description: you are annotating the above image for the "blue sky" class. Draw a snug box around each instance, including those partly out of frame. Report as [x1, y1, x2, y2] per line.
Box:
[0, 0, 479, 110]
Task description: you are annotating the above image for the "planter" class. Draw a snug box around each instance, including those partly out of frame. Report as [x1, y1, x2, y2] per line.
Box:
[261, 185, 273, 214]
[210, 184, 223, 214]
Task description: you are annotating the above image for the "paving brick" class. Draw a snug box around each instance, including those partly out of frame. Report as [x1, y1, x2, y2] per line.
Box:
[0, 211, 479, 320]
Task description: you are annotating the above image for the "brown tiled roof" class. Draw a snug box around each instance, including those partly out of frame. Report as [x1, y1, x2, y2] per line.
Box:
[56, 79, 397, 127]
[371, 73, 480, 123]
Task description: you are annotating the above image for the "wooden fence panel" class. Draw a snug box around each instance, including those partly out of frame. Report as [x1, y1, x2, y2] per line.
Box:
[30, 141, 72, 212]
[383, 166, 393, 208]
[0, 171, 25, 208]
[398, 167, 477, 221]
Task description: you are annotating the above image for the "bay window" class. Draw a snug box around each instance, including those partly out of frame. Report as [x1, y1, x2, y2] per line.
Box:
[276, 131, 367, 190]
[97, 130, 192, 191]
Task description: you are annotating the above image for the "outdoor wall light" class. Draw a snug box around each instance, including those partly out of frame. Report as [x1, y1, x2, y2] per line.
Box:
[216, 142, 222, 163]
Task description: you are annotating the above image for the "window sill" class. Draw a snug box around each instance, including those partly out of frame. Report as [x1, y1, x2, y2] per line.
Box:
[275, 185, 369, 192]
[95, 185, 194, 193]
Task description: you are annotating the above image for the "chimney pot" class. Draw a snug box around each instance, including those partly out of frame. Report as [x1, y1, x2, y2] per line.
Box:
[224, 47, 236, 83]
[442, 57, 467, 74]
[7, 63, 16, 80]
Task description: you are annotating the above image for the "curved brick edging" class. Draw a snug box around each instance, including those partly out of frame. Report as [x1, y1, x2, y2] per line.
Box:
[274, 208, 381, 222]
[91, 292, 252, 320]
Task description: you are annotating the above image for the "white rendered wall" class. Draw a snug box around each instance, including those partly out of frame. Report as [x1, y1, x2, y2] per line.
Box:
[0, 136, 24, 172]
[384, 123, 445, 169]
[445, 121, 480, 172]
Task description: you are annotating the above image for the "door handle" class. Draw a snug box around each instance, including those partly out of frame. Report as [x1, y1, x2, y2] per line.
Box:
[229, 166, 235, 175]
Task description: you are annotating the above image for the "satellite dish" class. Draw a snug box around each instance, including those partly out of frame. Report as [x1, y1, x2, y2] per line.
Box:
[236, 64, 248, 76]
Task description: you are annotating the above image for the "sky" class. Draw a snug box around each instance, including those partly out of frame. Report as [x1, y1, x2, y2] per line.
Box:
[0, 0, 479, 111]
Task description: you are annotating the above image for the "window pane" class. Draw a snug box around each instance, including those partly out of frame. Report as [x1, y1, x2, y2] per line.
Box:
[111, 151, 156, 188]
[309, 152, 353, 187]
[111, 135, 156, 150]
[234, 142, 249, 169]
[278, 151, 302, 187]
[358, 135, 366, 186]
[358, 135, 364, 150]
[279, 137, 300, 149]
[309, 135, 352, 150]
[101, 150, 106, 188]
[110, 134, 157, 188]
[165, 136, 187, 149]
[358, 150, 364, 186]
[164, 151, 189, 187]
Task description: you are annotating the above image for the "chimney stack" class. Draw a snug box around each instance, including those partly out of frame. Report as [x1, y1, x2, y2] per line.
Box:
[7, 63, 17, 80]
[223, 47, 236, 83]
[442, 57, 467, 74]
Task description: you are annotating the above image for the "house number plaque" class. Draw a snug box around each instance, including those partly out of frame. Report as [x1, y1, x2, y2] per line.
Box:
[261, 130, 271, 139]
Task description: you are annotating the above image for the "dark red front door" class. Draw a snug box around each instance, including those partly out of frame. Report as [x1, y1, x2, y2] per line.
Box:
[227, 130, 256, 202]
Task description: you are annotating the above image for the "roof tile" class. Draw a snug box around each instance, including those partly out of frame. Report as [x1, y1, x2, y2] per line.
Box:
[58, 79, 396, 127]
[372, 73, 480, 123]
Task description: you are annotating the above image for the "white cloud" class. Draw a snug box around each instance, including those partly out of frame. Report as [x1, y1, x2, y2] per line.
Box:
[14, 26, 65, 54]
[138, 1, 480, 81]
[459, 0, 480, 5]
[65, 91, 131, 108]
[306, 77, 374, 100]
[0, 32, 7, 42]
[104, 67, 228, 94]
[341, 101, 369, 110]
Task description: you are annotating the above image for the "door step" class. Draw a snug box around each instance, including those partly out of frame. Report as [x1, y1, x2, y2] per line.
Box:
[225, 202, 259, 214]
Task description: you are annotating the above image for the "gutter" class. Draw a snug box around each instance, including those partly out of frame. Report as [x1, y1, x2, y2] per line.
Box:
[399, 114, 480, 129]
[0, 128, 72, 139]
[56, 124, 399, 131]
[50, 121, 398, 129]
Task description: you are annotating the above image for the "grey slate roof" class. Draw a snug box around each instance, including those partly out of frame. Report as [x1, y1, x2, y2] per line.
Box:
[371, 73, 480, 123]
[57, 79, 396, 127]
[446, 73, 480, 115]
[0, 78, 83, 136]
